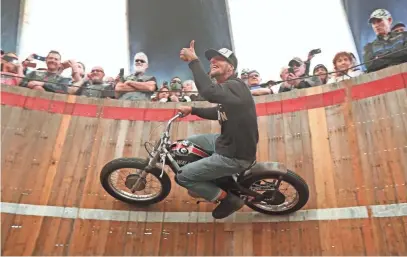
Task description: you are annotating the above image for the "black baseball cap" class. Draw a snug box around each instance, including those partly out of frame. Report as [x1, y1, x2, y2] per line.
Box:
[313, 64, 328, 73]
[392, 22, 406, 30]
[205, 48, 238, 70]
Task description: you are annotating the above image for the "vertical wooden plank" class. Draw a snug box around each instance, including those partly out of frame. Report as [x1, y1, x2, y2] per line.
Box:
[306, 85, 338, 255]
[20, 93, 72, 255]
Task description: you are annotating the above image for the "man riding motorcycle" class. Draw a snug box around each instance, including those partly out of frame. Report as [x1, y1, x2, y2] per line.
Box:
[177, 41, 259, 219]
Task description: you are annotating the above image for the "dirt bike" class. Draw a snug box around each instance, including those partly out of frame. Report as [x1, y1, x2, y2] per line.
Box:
[100, 112, 309, 216]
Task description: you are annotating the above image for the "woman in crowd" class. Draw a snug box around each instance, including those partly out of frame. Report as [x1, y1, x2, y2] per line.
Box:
[1, 52, 24, 86]
[327, 51, 363, 84]
[151, 86, 171, 102]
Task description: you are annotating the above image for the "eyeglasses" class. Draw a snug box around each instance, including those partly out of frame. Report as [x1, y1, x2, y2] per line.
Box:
[135, 59, 146, 64]
[249, 74, 259, 78]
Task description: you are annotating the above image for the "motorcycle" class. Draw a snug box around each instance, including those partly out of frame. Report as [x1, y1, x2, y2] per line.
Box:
[100, 112, 309, 216]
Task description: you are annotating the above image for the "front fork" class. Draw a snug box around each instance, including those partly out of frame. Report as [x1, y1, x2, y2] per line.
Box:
[129, 152, 160, 193]
[130, 150, 180, 193]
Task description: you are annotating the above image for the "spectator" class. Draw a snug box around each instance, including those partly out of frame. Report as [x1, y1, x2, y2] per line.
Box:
[180, 80, 204, 101]
[20, 51, 80, 94]
[247, 70, 275, 96]
[392, 22, 406, 33]
[349, 52, 361, 71]
[246, 70, 262, 90]
[70, 66, 114, 98]
[287, 57, 322, 89]
[270, 66, 295, 93]
[151, 86, 171, 102]
[240, 68, 250, 85]
[72, 62, 86, 79]
[363, 9, 407, 72]
[313, 64, 329, 84]
[1, 52, 24, 86]
[168, 76, 183, 92]
[115, 52, 157, 101]
[327, 52, 363, 84]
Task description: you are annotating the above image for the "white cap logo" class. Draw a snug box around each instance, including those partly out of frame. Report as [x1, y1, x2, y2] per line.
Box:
[218, 48, 233, 58]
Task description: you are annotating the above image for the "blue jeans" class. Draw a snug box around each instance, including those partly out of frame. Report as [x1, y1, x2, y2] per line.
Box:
[176, 134, 253, 202]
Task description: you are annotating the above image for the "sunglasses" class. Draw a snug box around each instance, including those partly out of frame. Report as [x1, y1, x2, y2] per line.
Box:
[2, 55, 19, 64]
[135, 59, 146, 64]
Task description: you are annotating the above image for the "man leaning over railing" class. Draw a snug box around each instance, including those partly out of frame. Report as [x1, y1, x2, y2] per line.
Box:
[363, 9, 407, 73]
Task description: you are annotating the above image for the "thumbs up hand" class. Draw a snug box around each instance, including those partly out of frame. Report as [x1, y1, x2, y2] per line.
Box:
[180, 40, 198, 62]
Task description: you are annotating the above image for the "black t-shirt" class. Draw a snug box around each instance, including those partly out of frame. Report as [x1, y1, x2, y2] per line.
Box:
[189, 59, 259, 161]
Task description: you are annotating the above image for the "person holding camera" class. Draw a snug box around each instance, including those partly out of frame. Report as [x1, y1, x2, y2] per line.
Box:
[20, 51, 81, 94]
[286, 57, 322, 89]
[1, 52, 24, 86]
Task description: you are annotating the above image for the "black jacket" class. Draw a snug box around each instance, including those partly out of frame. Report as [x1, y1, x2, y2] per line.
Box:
[363, 31, 407, 72]
[188, 59, 259, 161]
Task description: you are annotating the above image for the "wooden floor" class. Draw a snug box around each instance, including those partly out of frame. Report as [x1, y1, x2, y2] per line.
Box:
[1, 63, 407, 255]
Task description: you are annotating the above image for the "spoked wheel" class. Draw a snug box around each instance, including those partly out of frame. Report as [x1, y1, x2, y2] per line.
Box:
[100, 158, 171, 205]
[240, 169, 309, 215]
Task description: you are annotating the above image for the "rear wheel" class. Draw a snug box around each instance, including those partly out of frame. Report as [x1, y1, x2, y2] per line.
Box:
[240, 169, 309, 215]
[100, 157, 171, 205]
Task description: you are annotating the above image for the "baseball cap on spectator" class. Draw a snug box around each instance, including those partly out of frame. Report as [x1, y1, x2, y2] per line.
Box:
[288, 57, 304, 67]
[313, 64, 328, 73]
[248, 70, 260, 76]
[391, 22, 405, 30]
[241, 68, 250, 75]
[368, 9, 392, 23]
[205, 48, 238, 70]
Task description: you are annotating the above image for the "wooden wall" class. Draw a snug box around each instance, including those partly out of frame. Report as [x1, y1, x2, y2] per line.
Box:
[1, 63, 407, 256]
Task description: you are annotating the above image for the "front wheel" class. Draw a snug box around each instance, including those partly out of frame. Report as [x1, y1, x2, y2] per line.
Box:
[100, 157, 171, 206]
[240, 169, 309, 215]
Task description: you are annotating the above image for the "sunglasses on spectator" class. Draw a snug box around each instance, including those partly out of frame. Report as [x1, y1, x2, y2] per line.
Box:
[135, 59, 146, 63]
[2, 55, 19, 64]
[171, 80, 181, 83]
[91, 69, 104, 73]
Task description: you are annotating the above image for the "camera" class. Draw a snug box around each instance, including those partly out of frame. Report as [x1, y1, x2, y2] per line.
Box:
[119, 68, 125, 82]
[309, 48, 322, 56]
[33, 54, 46, 62]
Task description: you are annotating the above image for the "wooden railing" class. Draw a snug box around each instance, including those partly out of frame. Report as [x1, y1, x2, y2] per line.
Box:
[1, 63, 406, 256]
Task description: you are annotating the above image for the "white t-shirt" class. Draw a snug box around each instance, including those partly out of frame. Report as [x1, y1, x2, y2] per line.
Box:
[327, 70, 364, 84]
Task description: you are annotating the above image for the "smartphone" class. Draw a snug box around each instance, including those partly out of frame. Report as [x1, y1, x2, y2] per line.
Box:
[33, 54, 46, 62]
[288, 67, 295, 74]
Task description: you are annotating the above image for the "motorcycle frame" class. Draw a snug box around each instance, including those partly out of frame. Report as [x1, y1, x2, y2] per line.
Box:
[131, 112, 270, 201]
